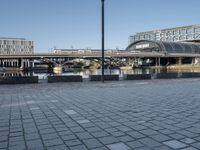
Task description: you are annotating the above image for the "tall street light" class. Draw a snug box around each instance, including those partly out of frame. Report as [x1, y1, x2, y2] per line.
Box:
[101, 0, 105, 82]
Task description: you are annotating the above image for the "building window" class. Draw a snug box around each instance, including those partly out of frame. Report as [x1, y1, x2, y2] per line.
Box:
[179, 35, 186, 40]
[194, 28, 200, 33]
[180, 29, 186, 35]
[173, 30, 179, 36]
[187, 28, 193, 34]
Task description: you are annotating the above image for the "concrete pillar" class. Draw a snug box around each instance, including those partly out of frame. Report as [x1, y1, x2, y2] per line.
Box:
[0, 59, 2, 67]
[11, 61, 14, 67]
[128, 58, 131, 66]
[3, 60, 5, 67]
[192, 58, 196, 64]
[9, 61, 12, 67]
[21, 59, 24, 69]
[15, 60, 18, 67]
[177, 57, 182, 65]
[158, 57, 161, 66]
[18, 58, 22, 68]
[6, 60, 8, 67]
[155, 58, 158, 67]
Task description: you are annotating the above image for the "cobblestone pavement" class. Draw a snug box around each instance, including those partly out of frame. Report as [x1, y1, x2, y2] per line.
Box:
[0, 79, 200, 150]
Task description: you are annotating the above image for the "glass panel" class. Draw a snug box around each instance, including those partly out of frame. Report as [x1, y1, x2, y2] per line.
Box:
[182, 44, 192, 53]
[194, 28, 200, 33]
[144, 34, 150, 40]
[160, 32, 166, 37]
[166, 30, 173, 36]
[139, 35, 144, 40]
[171, 43, 183, 53]
[180, 29, 186, 35]
[196, 45, 200, 53]
[186, 34, 193, 40]
[187, 28, 193, 34]
[173, 30, 179, 35]
[134, 35, 139, 41]
[179, 36, 186, 40]
[162, 42, 173, 52]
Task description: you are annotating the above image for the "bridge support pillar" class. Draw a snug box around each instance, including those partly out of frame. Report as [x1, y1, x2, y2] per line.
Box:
[3, 60, 5, 67]
[192, 58, 196, 64]
[177, 57, 182, 65]
[9, 60, 12, 67]
[18, 58, 23, 68]
[29, 60, 34, 70]
[5, 60, 8, 67]
[158, 57, 161, 66]
[155, 57, 161, 67]
[0, 59, 2, 67]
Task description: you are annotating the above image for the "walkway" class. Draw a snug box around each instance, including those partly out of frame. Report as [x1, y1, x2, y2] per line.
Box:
[0, 79, 200, 150]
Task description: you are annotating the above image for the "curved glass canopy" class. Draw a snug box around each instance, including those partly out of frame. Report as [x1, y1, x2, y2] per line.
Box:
[126, 40, 200, 54]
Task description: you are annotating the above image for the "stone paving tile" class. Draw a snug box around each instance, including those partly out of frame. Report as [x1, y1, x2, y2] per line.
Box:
[91, 131, 110, 138]
[43, 138, 64, 147]
[64, 110, 77, 115]
[77, 119, 90, 124]
[91, 147, 109, 150]
[83, 138, 103, 149]
[139, 137, 162, 148]
[69, 145, 88, 150]
[153, 145, 174, 150]
[163, 140, 187, 149]
[126, 130, 145, 139]
[47, 144, 69, 150]
[98, 136, 119, 145]
[191, 142, 200, 149]
[181, 138, 196, 144]
[107, 142, 130, 150]
[26, 139, 44, 149]
[181, 148, 198, 150]
[150, 134, 172, 142]
[126, 140, 144, 149]
[76, 132, 93, 140]
[117, 135, 134, 142]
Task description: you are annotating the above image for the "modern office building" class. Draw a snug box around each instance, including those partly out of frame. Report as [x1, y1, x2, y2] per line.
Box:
[0, 37, 34, 55]
[129, 24, 200, 44]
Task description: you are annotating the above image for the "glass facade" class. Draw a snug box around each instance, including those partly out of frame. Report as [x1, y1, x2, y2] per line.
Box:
[126, 40, 200, 54]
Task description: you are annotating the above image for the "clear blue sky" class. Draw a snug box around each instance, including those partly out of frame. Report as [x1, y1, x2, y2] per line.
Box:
[1, 0, 200, 52]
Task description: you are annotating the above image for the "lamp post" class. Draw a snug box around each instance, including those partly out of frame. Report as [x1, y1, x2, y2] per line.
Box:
[101, 0, 105, 82]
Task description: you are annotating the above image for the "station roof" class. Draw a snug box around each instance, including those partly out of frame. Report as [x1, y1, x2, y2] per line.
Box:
[126, 40, 200, 54]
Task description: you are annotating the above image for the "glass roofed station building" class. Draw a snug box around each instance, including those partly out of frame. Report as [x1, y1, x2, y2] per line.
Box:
[127, 24, 200, 66]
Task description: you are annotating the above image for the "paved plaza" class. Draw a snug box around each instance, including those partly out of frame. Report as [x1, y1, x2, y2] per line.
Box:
[0, 79, 200, 150]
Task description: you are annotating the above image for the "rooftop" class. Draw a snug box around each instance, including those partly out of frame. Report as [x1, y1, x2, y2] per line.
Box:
[0, 37, 27, 40]
[134, 24, 200, 35]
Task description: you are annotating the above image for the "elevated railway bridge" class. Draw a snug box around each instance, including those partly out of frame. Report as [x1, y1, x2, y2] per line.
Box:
[0, 50, 199, 69]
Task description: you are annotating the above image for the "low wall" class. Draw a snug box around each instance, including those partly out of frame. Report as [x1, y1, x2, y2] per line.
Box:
[48, 75, 83, 83]
[125, 74, 151, 80]
[156, 73, 178, 79]
[90, 75, 119, 81]
[0, 76, 38, 84]
[180, 72, 200, 78]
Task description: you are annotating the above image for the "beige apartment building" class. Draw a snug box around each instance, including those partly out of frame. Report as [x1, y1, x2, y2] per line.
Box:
[0, 37, 34, 55]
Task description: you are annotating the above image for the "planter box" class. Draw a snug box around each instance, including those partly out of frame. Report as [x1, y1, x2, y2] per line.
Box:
[0, 76, 38, 84]
[90, 75, 119, 81]
[125, 74, 151, 80]
[48, 75, 82, 83]
[180, 72, 200, 78]
[156, 73, 178, 79]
